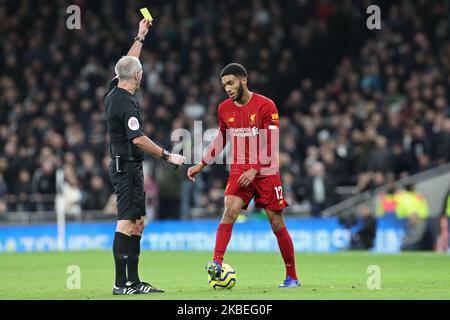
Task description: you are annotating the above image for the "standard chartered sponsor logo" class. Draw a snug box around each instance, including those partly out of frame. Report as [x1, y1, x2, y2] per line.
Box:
[170, 121, 278, 165]
[228, 127, 259, 137]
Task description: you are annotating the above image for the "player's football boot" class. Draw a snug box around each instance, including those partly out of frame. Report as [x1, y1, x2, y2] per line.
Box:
[112, 283, 140, 295]
[278, 276, 301, 288]
[129, 281, 165, 293]
[205, 261, 222, 280]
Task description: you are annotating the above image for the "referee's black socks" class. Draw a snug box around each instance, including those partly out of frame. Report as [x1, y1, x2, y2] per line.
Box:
[127, 235, 141, 284]
[113, 232, 131, 287]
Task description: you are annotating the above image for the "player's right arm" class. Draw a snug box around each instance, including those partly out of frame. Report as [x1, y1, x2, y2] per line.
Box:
[187, 107, 228, 181]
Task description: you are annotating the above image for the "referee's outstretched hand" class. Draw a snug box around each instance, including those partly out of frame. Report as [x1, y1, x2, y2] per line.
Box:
[138, 19, 152, 39]
[168, 153, 186, 166]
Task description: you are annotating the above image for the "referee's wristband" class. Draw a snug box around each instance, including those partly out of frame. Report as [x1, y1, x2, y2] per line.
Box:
[134, 36, 145, 43]
[161, 149, 170, 161]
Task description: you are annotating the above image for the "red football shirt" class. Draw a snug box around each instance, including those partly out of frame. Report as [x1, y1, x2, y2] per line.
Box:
[202, 93, 280, 176]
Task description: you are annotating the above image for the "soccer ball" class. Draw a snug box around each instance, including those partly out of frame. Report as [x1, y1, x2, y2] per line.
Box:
[208, 263, 236, 289]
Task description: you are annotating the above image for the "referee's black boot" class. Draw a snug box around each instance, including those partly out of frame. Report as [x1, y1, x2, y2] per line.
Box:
[112, 283, 140, 295]
[127, 281, 165, 294]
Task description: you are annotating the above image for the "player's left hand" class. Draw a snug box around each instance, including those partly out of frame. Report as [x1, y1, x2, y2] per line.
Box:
[237, 168, 258, 187]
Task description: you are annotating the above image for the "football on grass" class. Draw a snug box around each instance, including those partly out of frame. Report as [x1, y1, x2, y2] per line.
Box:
[208, 263, 236, 289]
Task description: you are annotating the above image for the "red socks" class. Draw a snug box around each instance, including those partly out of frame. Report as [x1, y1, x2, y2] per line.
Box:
[275, 226, 298, 280]
[213, 223, 234, 266]
[213, 223, 297, 280]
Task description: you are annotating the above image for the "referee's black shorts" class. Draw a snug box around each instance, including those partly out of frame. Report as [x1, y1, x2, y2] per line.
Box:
[109, 161, 146, 221]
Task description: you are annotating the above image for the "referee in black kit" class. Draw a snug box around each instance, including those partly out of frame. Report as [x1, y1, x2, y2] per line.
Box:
[105, 19, 186, 295]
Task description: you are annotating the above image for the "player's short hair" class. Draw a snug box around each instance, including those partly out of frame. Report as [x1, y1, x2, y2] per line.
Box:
[220, 63, 248, 78]
[114, 56, 142, 81]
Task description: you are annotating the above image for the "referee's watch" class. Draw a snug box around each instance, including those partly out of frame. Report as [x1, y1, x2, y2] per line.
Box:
[161, 149, 170, 161]
[134, 36, 145, 43]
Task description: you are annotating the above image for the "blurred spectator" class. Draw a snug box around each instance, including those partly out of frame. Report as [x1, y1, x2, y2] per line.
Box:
[282, 172, 297, 208]
[180, 176, 204, 220]
[144, 174, 159, 222]
[153, 161, 185, 219]
[401, 213, 427, 251]
[349, 204, 377, 250]
[83, 175, 110, 211]
[303, 162, 336, 216]
[55, 165, 82, 217]
[77, 151, 101, 190]
[436, 185, 450, 252]
[395, 184, 429, 220]
[11, 169, 33, 212]
[375, 183, 398, 217]
[31, 161, 56, 211]
[205, 179, 226, 217]
[368, 136, 391, 173]
[0, 199, 7, 221]
[321, 149, 347, 186]
[390, 142, 412, 177]
[104, 194, 118, 215]
[0, 173, 7, 198]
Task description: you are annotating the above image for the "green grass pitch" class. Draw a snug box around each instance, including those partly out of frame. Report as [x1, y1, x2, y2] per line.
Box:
[0, 251, 449, 300]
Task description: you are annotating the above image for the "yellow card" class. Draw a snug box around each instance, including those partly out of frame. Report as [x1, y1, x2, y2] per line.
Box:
[140, 7, 153, 21]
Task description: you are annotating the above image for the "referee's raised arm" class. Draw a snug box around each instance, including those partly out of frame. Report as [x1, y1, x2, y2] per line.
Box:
[127, 19, 151, 58]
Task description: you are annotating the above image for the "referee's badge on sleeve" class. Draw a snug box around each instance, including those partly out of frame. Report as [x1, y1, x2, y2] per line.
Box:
[128, 117, 140, 131]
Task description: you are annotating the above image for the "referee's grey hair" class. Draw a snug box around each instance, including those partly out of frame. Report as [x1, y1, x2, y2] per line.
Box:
[114, 56, 143, 81]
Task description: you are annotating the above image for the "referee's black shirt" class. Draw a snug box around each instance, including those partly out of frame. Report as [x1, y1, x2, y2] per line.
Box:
[104, 78, 145, 161]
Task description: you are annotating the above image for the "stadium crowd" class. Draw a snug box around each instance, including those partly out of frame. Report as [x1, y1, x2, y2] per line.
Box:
[1, 0, 450, 220]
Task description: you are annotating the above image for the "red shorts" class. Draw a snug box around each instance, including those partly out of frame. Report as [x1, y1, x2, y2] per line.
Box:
[224, 173, 289, 211]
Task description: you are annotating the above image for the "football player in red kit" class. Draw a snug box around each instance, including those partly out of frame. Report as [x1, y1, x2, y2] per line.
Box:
[187, 63, 300, 288]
